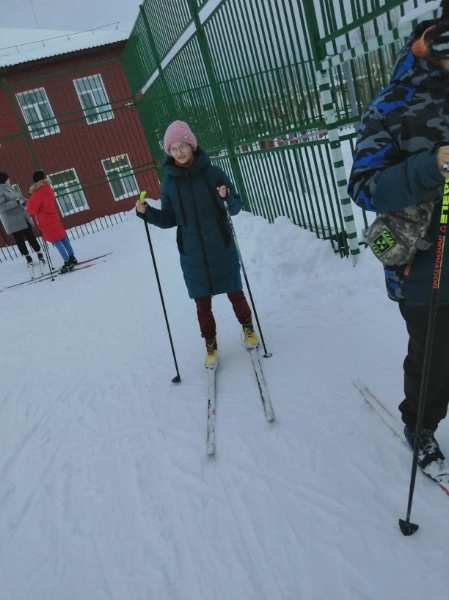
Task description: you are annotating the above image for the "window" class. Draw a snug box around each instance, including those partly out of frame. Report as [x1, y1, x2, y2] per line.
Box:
[73, 74, 114, 124]
[16, 88, 59, 138]
[49, 169, 89, 216]
[102, 154, 138, 201]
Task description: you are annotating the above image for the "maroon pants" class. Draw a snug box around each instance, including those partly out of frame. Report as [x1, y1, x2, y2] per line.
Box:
[194, 291, 251, 339]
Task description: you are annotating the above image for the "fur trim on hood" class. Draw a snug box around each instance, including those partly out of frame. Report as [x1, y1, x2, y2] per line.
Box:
[29, 177, 52, 194]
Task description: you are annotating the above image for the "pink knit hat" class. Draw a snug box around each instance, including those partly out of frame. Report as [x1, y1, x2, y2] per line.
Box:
[163, 120, 198, 154]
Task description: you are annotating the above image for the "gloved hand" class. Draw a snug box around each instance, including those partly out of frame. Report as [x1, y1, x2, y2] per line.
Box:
[216, 180, 229, 198]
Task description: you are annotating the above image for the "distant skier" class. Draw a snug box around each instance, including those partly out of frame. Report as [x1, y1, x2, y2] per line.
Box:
[27, 170, 78, 274]
[135, 120, 258, 367]
[0, 171, 44, 267]
[348, 0, 449, 471]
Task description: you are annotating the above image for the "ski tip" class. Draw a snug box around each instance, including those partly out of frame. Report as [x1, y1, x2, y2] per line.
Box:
[398, 518, 419, 536]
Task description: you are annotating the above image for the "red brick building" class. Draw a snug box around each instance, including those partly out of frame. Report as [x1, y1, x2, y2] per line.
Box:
[0, 27, 160, 252]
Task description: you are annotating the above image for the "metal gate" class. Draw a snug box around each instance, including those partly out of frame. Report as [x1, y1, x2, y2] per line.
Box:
[122, 0, 437, 262]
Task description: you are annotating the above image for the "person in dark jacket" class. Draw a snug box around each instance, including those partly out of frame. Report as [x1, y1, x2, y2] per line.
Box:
[348, 0, 449, 471]
[0, 171, 44, 266]
[136, 120, 258, 367]
[27, 170, 78, 273]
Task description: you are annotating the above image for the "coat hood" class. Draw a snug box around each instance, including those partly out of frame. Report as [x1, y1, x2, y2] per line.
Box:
[388, 22, 449, 92]
[163, 146, 211, 178]
[29, 177, 52, 194]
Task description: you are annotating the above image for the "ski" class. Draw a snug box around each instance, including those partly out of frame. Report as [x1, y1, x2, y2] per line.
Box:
[28, 262, 35, 280]
[3, 252, 112, 290]
[247, 347, 275, 422]
[76, 252, 113, 265]
[38, 259, 45, 276]
[30, 262, 95, 282]
[204, 348, 273, 455]
[206, 364, 217, 456]
[354, 379, 449, 496]
[58, 263, 95, 275]
[4, 268, 55, 289]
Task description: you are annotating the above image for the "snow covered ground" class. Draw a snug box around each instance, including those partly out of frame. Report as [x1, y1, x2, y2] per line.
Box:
[1, 205, 449, 600]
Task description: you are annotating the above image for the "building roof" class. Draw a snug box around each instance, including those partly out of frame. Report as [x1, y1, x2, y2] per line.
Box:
[0, 26, 128, 68]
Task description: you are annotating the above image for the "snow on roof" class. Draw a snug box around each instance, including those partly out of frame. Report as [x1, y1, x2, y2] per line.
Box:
[0, 25, 128, 68]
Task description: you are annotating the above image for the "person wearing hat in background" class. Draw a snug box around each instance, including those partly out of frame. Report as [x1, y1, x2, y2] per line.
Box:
[27, 170, 78, 274]
[348, 0, 449, 472]
[135, 120, 258, 368]
[0, 171, 44, 267]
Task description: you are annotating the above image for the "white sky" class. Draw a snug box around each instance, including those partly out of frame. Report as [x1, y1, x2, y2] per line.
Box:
[1, 0, 143, 33]
[1, 199, 449, 598]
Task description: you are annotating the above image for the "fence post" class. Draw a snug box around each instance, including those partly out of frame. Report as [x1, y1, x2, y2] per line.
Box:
[136, 5, 177, 171]
[302, 2, 326, 67]
[185, 0, 249, 211]
[316, 69, 360, 264]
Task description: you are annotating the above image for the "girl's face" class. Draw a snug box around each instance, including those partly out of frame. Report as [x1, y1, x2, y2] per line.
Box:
[169, 142, 194, 164]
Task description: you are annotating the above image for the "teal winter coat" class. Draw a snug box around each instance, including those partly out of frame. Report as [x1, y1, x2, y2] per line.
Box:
[138, 148, 243, 299]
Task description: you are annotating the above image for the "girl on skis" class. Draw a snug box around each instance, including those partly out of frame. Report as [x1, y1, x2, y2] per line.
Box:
[135, 120, 257, 367]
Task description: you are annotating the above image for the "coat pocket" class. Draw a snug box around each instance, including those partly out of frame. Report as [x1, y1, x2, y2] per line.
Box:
[176, 225, 185, 255]
[217, 216, 231, 248]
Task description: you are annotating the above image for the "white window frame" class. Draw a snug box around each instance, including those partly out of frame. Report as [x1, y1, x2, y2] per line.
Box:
[16, 87, 60, 139]
[49, 169, 89, 216]
[73, 74, 114, 124]
[102, 154, 139, 201]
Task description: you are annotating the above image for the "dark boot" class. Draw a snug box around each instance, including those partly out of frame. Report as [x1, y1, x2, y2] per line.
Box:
[404, 425, 445, 469]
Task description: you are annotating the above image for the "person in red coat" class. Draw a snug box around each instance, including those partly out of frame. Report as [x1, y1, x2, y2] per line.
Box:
[27, 170, 78, 273]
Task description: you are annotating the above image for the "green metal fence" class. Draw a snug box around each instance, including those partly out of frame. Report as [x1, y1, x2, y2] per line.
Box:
[122, 0, 439, 261]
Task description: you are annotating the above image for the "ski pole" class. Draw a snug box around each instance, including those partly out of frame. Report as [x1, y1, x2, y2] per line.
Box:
[41, 238, 55, 280]
[399, 179, 449, 536]
[218, 180, 272, 358]
[34, 216, 55, 280]
[139, 191, 181, 383]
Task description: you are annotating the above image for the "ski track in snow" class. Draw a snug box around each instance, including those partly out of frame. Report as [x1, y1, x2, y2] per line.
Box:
[1, 214, 449, 599]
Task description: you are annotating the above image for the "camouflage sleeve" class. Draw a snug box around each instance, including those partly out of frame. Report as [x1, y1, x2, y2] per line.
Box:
[348, 105, 443, 213]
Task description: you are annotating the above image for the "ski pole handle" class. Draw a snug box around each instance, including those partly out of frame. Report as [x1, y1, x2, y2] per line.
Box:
[139, 191, 147, 203]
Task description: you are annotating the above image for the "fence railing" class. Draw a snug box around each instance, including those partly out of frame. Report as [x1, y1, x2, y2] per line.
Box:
[121, 0, 439, 262]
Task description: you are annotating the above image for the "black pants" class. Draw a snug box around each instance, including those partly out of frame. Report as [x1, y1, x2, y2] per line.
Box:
[12, 226, 41, 256]
[398, 303, 449, 431]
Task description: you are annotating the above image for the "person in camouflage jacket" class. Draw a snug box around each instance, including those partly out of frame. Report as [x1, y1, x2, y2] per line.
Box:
[348, 1, 449, 468]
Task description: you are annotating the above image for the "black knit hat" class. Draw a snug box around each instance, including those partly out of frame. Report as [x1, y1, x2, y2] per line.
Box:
[0, 171, 9, 184]
[32, 170, 46, 183]
[412, 1, 449, 59]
